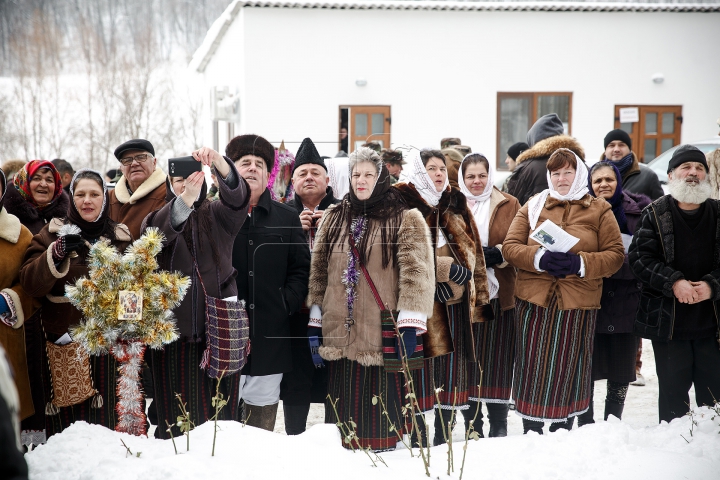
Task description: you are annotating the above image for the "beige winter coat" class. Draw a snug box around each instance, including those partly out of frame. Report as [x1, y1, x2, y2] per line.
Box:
[307, 208, 435, 367]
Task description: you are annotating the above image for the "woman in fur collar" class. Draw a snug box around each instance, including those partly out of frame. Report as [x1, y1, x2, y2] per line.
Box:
[307, 147, 434, 451]
[394, 149, 492, 447]
[458, 153, 520, 438]
[20, 170, 132, 443]
[502, 149, 624, 434]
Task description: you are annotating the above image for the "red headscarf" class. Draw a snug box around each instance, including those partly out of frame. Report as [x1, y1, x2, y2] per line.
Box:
[12, 160, 63, 209]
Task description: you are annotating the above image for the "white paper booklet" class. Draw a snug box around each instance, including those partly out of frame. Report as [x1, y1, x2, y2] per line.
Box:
[530, 219, 580, 253]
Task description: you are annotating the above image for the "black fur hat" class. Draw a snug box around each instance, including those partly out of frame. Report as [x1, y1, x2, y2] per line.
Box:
[225, 134, 275, 172]
[293, 138, 326, 174]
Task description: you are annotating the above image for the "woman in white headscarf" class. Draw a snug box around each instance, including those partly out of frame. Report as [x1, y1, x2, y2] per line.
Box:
[458, 153, 520, 437]
[502, 148, 624, 434]
[394, 148, 492, 446]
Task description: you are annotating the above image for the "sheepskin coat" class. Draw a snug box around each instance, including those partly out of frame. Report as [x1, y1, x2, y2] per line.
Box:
[506, 135, 585, 206]
[307, 208, 434, 366]
[20, 218, 132, 337]
[485, 188, 521, 311]
[503, 194, 625, 310]
[395, 183, 493, 359]
[108, 167, 167, 239]
[0, 208, 36, 420]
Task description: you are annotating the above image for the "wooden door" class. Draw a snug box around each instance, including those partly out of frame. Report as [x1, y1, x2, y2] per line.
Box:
[345, 106, 391, 153]
[614, 105, 682, 163]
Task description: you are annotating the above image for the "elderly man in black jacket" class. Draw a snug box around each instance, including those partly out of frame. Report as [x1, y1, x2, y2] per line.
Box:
[630, 145, 720, 423]
[280, 138, 340, 435]
[228, 134, 311, 432]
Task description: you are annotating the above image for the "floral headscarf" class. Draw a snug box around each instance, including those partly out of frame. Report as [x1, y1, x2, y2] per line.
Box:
[13, 160, 63, 209]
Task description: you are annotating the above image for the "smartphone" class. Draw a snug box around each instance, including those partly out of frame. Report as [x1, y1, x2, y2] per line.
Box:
[168, 156, 202, 178]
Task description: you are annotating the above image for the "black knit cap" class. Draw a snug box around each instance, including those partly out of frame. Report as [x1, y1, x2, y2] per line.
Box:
[225, 134, 275, 172]
[114, 139, 155, 160]
[604, 129, 632, 150]
[293, 137, 326, 174]
[667, 144, 708, 173]
[507, 142, 529, 161]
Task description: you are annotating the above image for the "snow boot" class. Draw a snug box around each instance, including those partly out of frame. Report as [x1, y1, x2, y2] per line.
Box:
[604, 401, 624, 421]
[461, 400, 484, 438]
[549, 416, 575, 432]
[577, 392, 595, 427]
[283, 403, 310, 435]
[433, 408, 457, 446]
[244, 402, 279, 432]
[522, 419, 544, 435]
[486, 402, 509, 437]
[411, 415, 429, 448]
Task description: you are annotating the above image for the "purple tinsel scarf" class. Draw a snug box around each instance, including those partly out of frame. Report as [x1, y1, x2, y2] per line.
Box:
[341, 216, 367, 321]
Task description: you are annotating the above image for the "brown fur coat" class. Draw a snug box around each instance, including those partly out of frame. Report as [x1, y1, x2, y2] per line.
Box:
[394, 183, 493, 359]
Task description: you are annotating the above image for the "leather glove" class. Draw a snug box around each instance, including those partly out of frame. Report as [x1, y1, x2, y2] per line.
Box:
[396, 327, 417, 360]
[435, 282, 453, 303]
[307, 327, 324, 368]
[449, 264, 471, 286]
[52, 234, 83, 262]
[483, 246, 504, 268]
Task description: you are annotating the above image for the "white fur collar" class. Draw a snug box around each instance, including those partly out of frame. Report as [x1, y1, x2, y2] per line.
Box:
[114, 168, 167, 205]
[0, 208, 21, 244]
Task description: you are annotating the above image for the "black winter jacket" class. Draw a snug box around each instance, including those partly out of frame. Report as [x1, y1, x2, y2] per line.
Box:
[234, 189, 310, 376]
[629, 195, 720, 341]
[3, 185, 70, 235]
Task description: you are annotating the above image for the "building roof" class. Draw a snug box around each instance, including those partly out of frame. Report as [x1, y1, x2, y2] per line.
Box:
[190, 0, 720, 72]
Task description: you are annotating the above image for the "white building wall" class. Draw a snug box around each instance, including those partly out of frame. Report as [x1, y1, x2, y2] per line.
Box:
[199, 7, 720, 163]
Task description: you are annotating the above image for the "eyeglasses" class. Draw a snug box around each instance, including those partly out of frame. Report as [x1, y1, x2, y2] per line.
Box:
[119, 153, 153, 166]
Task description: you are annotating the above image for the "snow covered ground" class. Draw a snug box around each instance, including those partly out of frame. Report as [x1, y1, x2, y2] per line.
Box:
[26, 341, 720, 479]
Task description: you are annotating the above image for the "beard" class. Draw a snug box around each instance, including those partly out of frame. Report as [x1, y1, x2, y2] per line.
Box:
[667, 175, 714, 205]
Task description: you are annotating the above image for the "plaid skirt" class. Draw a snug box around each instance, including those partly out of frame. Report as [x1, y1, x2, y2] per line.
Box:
[513, 297, 597, 423]
[325, 358, 407, 451]
[413, 302, 471, 412]
[469, 299, 515, 403]
[149, 339, 241, 439]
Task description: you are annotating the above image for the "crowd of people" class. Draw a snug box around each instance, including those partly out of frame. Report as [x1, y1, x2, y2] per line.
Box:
[1, 116, 720, 476]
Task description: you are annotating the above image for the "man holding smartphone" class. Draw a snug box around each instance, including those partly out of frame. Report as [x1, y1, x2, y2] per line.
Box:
[228, 134, 310, 432]
[281, 138, 340, 435]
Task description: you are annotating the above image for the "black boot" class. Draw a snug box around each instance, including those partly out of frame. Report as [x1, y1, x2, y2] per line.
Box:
[522, 419, 544, 435]
[549, 416, 575, 432]
[604, 401, 624, 420]
[433, 408, 457, 446]
[283, 403, 310, 435]
[486, 403, 509, 437]
[461, 401, 484, 438]
[411, 415, 429, 448]
[578, 387, 595, 427]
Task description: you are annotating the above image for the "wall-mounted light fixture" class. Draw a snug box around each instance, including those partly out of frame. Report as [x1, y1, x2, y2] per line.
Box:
[651, 73, 665, 84]
[355, 78, 367, 87]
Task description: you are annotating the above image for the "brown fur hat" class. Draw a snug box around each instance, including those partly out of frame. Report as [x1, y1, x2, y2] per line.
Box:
[225, 134, 275, 172]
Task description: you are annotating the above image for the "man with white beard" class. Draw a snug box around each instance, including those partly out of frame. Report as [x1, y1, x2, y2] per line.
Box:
[630, 145, 720, 423]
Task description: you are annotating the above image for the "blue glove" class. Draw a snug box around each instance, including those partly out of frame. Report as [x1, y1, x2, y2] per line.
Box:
[0, 295, 8, 315]
[449, 264, 471, 286]
[435, 282, 453, 303]
[308, 327, 324, 368]
[396, 327, 417, 360]
[541, 251, 581, 278]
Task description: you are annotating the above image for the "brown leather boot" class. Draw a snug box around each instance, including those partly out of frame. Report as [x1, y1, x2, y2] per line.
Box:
[244, 402, 279, 432]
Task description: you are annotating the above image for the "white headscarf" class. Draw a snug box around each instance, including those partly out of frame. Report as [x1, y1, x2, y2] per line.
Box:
[403, 149, 449, 208]
[458, 154, 499, 299]
[527, 148, 589, 230]
[403, 149, 450, 247]
[69, 169, 107, 222]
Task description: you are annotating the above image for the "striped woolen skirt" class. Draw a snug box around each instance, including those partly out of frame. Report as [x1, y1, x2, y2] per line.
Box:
[325, 359, 408, 451]
[513, 297, 597, 422]
[469, 299, 515, 403]
[413, 302, 471, 411]
[149, 339, 241, 439]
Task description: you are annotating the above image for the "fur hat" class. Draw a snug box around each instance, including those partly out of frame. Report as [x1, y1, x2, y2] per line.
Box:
[225, 134, 275, 172]
[604, 129, 633, 150]
[440, 137, 462, 149]
[293, 137, 326, 174]
[114, 139, 155, 160]
[381, 148, 405, 166]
